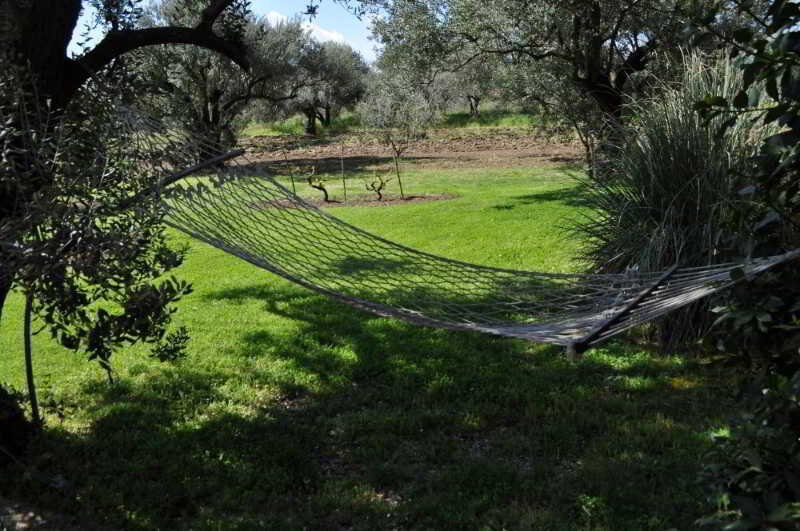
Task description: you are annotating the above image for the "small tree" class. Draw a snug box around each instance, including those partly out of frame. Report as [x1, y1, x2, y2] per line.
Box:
[305, 167, 331, 202]
[452, 54, 499, 117]
[364, 171, 393, 201]
[692, 3, 800, 527]
[358, 72, 436, 199]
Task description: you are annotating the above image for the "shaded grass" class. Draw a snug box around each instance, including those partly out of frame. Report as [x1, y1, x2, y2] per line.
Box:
[242, 114, 360, 138]
[242, 110, 539, 138]
[0, 164, 734, 530]
[439, 110, 540, 129]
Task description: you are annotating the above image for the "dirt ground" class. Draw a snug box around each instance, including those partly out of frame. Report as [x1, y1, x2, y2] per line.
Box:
[240, 126, 583, 174]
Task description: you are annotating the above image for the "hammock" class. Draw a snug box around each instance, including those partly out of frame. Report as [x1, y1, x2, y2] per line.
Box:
[121, 112, 799, 355]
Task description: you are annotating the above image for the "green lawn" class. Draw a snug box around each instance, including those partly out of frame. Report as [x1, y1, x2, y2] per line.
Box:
[241, 109, 539, 138]
[439, 110, 540, 129]
[0, 164, 733, 530]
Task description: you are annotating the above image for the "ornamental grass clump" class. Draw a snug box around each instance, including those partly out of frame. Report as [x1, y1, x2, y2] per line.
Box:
[578, 53, 774, 346]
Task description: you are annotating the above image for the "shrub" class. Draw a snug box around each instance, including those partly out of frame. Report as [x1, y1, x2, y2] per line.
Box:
[693, 2, 800, 527]
[577, 52, 774, 347]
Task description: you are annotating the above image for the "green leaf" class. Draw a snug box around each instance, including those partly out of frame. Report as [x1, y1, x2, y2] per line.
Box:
[766, 502, 800, 522]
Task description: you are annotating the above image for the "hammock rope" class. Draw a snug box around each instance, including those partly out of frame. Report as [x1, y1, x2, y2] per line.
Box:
[119, 112, 800, 352]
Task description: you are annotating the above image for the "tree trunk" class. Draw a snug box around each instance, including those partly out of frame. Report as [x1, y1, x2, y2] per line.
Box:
[322, 105, 332, 126]
[198, 92, 226, 161]
[468, 96, 480, 117]
[393, 155, 405, 199]
[0, 1, 82, 315]
[304, 108, 318, 136]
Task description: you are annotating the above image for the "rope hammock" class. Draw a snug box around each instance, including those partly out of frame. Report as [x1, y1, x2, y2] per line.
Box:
[120, 111, 800, 355]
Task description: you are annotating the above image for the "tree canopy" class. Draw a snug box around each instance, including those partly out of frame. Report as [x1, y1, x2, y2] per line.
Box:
[139, 1, 319, 152]
[283, 40, 370, 135]
[367, 0, 766, 122]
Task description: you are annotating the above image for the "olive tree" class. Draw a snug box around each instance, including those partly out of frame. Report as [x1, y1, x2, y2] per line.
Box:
[139, 2, 319, 155]
[365, 0, 767, 158]
[286, 40, 369, 135]
[0, 0, 250, 328]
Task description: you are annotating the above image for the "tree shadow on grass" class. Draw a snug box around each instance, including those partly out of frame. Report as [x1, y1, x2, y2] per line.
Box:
[492, 180, 590, 211]
[236, 153, 446, 178]
[10, 282, 733, 530]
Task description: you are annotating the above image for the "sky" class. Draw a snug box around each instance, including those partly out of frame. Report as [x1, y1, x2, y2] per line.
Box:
[252, 0, 378, 62]
[68, 0, 379, 62]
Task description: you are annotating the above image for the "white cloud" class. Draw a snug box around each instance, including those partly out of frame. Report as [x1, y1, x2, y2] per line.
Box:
[265, 10, 288, 26]
[264, 10, 345, 45]
[302, 21, 346, 44]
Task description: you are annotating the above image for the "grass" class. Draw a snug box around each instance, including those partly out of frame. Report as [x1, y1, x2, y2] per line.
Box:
[242, 114, 361, 138]
[439, 110, 540, 129]
[0, 164, 735, 530]
[242, 109, 539, 138]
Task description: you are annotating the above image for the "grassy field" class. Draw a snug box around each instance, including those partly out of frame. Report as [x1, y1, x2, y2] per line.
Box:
[241, 110, 538, 138]
[0, 164, 734, 530]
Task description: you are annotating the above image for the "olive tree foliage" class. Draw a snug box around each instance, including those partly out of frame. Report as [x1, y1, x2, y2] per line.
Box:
[371, 1, 670, 114]
[0, 0, 250, 374]
[454, 56, 499, 117]
[365, 0, 767, 156]
[138, 1, 318, 156]
[0, 66, 192, 379]
[689, 2, 800, 527]
[375, 6, 501, 119]
[284, 41, 370, 136]
[358, 71, 438, 198]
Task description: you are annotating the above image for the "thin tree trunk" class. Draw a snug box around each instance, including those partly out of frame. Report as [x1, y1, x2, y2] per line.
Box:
[340, 143, 347, 202]
[393, 155, 405, 199]
[468, 96, 480, 117]
[24, 293, 41, 428]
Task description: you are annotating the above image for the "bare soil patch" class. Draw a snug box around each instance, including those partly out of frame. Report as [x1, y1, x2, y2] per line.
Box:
[253, 193, 458, 210]
[240, 127, 583, 173]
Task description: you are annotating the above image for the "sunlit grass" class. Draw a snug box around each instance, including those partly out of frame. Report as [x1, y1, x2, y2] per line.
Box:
[439, 110, 541, 129]
[0, 163, 734, 530]
[242, 113, 361, 137]
[242, 109, 540, 138]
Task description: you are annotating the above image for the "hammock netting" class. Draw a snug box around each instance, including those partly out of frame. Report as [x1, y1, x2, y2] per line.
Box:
[120, 111, 799, 352]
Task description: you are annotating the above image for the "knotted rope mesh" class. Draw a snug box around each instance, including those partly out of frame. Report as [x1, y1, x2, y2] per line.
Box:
[120, 112, 799, 349]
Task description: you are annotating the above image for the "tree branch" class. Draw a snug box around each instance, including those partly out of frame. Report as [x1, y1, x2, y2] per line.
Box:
[78, 26, 247, 73]
[613, 41, 652, 92]
[67, 25, 248, 96]
[199, 0, 237, 31]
